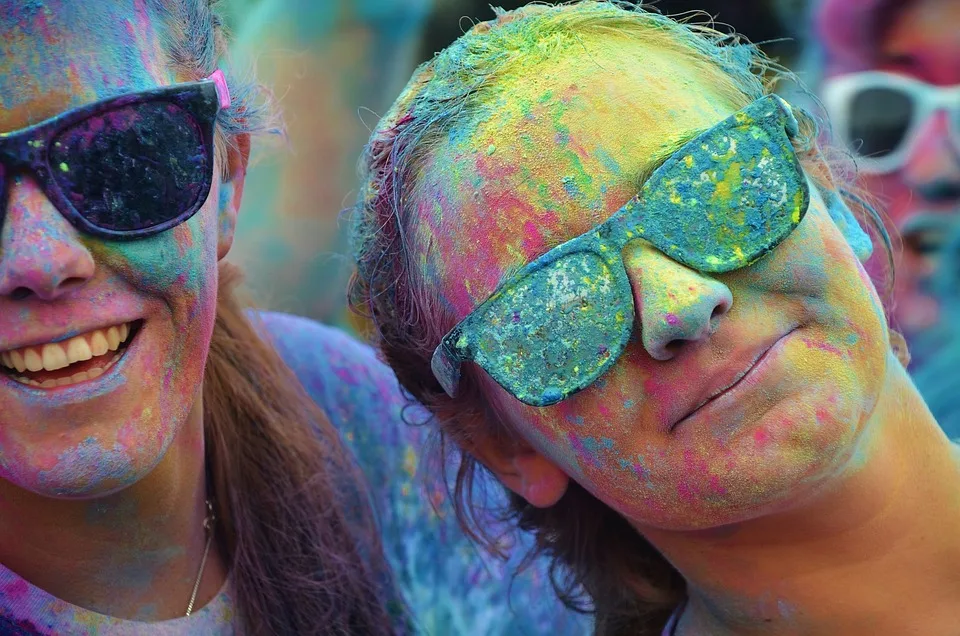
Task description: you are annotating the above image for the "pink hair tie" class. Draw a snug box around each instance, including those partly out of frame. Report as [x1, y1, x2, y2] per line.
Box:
[207, 69, 231, 110]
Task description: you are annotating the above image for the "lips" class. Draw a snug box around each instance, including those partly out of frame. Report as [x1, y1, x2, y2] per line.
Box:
[669, 327, 798, 431]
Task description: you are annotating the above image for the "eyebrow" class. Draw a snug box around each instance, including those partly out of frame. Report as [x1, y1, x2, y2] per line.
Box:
[0, 90, 79, 133]
[630, 125, 708, 193]
[494, 125, 712, 285]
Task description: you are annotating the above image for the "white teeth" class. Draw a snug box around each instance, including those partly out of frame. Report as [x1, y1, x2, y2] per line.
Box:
[0, 322, 136, 381]
[67, 337, 93, 364]
[90, 331, 109, 357]
[24, 349, 43, 373]
[8, 353, 122, 388]
[106, 327, 121, 351]
[41, 343, 69, 371]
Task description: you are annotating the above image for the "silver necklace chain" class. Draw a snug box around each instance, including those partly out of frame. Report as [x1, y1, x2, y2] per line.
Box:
[184, 499, 216, 617]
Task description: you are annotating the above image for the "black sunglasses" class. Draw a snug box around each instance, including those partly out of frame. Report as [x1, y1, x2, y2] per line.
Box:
[0, 71, 229, 240]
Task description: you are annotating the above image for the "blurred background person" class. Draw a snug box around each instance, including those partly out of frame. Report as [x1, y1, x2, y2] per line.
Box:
[219, 0, 433, 326]
[814, 0, 959, 340]
[798, 0, 960, 435]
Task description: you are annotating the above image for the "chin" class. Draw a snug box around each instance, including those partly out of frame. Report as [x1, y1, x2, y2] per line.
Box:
[0, 410, 182, 499]
[627, 393, 867, 532]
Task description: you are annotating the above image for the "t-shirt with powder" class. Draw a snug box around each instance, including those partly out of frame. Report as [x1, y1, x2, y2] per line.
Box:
[0, 568, 236, 635]
[0, 313, 591, 635]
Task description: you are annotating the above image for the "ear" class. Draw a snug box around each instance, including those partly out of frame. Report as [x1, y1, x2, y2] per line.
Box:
[822, 188, 874, 262]
[217, 132, 251, 261]
[471, 432, 570, 508]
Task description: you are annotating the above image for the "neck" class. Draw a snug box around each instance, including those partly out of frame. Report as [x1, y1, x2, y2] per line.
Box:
[0, 398, 227, 621]
[646, 353, 960, 636]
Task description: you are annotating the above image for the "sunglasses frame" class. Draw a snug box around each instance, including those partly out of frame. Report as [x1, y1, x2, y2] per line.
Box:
[431, 95, 809, 407]
[0, 73, 229, 240]
[822, 71, 960, 175]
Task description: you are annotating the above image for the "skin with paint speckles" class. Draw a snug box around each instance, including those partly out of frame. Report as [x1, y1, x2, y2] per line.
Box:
[414, 37, 889, 530]
[0, 0, 231, 621]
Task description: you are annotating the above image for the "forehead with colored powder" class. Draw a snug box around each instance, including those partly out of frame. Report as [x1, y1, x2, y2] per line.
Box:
[0, 0, 174, 132]
[410, 35, 737, 320]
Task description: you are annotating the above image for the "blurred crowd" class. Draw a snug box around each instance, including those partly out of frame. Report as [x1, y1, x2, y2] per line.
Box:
[221, 0, 960, 434]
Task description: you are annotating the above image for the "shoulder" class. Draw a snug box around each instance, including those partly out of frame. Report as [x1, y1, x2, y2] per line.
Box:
[252, 311, 430, 495]
[254, 311, 425, 435]
[255, 311, 389, 387]
[252, 312, 592, 634]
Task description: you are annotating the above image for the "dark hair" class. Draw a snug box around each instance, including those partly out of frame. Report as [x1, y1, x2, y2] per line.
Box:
[349, 3, 894, 634]
[152, 2, 398, 633]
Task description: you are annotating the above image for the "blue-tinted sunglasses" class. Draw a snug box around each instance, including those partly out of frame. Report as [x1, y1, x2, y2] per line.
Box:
[431, 95, 809, 407]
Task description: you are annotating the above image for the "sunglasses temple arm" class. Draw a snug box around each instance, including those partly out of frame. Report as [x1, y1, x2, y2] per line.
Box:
[431, 341, 464, 399]
[206, 69, 232, 110]
[771, 95, 800, 138]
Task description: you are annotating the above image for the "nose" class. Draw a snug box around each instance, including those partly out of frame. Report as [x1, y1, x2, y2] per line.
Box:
[623, 240, 733, 361]
[901, 111, 960, 204]
[0, 174, 95, 300]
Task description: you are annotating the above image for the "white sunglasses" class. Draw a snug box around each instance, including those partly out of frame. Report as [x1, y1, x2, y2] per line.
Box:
[822, 71, 960, 174]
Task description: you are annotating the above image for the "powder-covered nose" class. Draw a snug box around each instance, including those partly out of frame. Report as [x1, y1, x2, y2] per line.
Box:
[0, 174, 94, 301]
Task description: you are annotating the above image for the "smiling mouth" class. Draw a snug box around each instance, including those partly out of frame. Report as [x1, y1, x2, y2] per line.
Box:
[0, 321, 142, 389]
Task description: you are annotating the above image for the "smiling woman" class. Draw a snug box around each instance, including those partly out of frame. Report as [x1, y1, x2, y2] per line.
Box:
[350, 2, 960, 635]
[0, 0, 403, 633]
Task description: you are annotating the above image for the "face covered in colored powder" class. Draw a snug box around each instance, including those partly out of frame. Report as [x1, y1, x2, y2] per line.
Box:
[820, 0, 960, 332]
[0, 1, 241, 497]
[412, 37, 891, 531]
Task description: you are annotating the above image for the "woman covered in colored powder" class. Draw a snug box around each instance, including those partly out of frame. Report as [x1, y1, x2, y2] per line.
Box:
[351, 2, 960, 634]
[0, 0, 590, 634]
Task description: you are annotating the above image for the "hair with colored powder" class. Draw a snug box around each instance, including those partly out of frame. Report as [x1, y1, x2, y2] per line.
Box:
[349, 2, 895, 634]
[152, 1, 397, 633]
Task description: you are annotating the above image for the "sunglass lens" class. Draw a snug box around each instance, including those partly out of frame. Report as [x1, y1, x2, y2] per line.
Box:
[471, 252, 632, 407]
[635, 101, 808, 273]
[50, 101, 211, 233]
[847, 87, 914, 159]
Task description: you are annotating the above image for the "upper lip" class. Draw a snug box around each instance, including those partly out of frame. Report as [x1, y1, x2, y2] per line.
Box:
[0, 319, 140, 354]
[667, 326, 798, 431]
